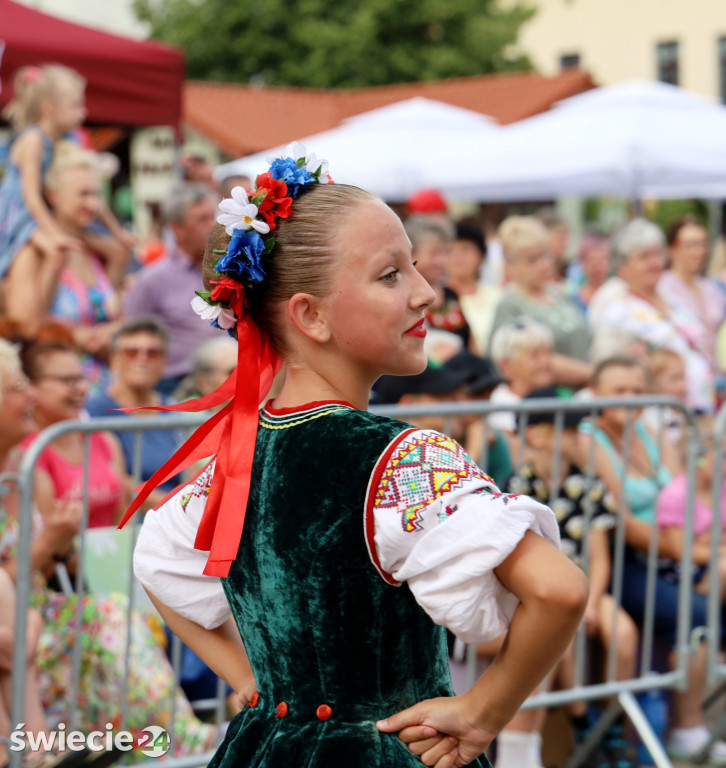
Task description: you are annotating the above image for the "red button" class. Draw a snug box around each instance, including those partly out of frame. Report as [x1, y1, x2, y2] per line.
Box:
[316, 704, 332, 721]
[248, 692, 259, 708]
[275, 701, 288, 718]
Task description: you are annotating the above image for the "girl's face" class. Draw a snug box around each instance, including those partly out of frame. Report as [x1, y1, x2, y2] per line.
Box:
[322, 200, 436, 381]
[595, 364, 647, 429]
[32, 351, 88, 424]
[49, 84, 87, 134]
[1, 369, 36, 448]
[49, 167, 101, 230]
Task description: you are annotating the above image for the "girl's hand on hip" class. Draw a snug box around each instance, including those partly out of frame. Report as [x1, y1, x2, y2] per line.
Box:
[377, 694, 495, 767]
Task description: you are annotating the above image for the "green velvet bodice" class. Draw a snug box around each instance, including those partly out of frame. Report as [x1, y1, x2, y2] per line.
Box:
[209, 402, 490, 767]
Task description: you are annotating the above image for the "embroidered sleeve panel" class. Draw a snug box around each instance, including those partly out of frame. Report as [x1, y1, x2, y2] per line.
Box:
[364, 429, 500, 583]
[180, 459, 216, 515]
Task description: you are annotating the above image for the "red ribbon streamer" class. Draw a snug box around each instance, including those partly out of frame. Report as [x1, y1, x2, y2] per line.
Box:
[117, 312, 281, 577]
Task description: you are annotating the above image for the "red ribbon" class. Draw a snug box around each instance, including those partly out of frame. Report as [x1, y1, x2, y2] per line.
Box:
[117, 310, 281, 577]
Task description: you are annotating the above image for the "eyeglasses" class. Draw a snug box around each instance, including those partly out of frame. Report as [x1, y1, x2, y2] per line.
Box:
[117, 347, 165, 360]
[35, 374, 86, 388]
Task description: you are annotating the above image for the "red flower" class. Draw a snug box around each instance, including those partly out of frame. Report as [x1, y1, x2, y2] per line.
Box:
[210, 277, 246, 315]
[254, 172, 293, 230]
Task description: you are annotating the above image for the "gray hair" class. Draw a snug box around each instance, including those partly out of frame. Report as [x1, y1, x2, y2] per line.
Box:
[110, 316, 169, 352]
[490, 317, 553, 366]
[403, 215, 454, 250]
[161, 183, 218, 226]
[192, 335, 238, 374]
[612, 218, 665, 266]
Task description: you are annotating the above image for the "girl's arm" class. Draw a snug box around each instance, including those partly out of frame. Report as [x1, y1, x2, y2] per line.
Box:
[377, 531, 588, 767]
[146, 590, 257, 705]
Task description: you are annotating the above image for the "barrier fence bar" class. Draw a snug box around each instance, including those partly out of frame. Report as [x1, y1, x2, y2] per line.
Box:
[7, 397, 703, 767]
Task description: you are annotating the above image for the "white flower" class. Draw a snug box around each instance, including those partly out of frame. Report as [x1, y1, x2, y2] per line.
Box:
[217, 187, 270, 236]
[283, 142, 330, 180]
[191, 296, 237, 329]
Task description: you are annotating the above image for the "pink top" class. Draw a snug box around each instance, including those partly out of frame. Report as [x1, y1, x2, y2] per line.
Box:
[23, 431, 123, 529]
[657, 473, 726, 537]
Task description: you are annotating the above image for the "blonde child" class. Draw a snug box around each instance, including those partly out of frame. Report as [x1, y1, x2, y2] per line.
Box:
[0, 65, 87, 279]
[121, 145, 587, 768]
[640, 347, 688, 445]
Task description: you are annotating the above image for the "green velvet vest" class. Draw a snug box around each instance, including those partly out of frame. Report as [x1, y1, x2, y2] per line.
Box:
[209, 402, 491, 767]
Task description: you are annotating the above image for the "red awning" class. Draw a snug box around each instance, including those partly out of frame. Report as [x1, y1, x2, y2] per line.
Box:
[0, 0, 184, 129]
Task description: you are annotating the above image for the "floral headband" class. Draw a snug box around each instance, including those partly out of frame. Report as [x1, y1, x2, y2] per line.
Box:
[120, 143, 332, 578]
[191, 142, 332, 331]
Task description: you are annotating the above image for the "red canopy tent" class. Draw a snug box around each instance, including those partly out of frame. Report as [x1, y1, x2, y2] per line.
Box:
[0, 0, 184, 129]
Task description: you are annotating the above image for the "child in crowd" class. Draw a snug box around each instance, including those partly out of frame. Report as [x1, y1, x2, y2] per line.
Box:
[657, 416, 726, 598]
[488, 318, 554, 435]
[124, 145, 587, 768]
[0, 65, 86, 280]
[641, 347, 688, 445]
[496, 388, 638, 768]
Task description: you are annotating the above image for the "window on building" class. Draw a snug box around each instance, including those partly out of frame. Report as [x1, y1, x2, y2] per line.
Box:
[719, 37, 726, 103]
[656, 41, 679, 85]
[560, 53, 580, 70]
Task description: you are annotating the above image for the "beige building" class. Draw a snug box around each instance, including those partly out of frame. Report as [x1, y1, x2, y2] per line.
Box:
[512, 0, 726, 101]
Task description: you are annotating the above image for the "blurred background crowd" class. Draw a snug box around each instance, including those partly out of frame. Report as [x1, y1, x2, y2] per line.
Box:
[3, 0, 726, 766]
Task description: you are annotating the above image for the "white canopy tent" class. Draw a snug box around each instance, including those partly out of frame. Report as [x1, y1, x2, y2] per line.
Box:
[215, 97, 501, 201]
[428, 80, 726, 201]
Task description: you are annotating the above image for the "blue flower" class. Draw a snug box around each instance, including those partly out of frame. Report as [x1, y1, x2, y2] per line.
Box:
[216, 229, 266, 284]
[269, 157, 315, 198]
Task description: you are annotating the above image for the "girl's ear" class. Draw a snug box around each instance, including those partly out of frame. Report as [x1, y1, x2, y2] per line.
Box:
[287, 292, 331, 344]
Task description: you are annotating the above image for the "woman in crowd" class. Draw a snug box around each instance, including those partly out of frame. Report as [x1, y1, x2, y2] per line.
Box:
[660, 216, 725, 379]
[404, 215, 476, 351]
[589, 218, 714, 412]
[0, 338, 218, 757]
[568, 229, 612, 313]
[22, 337, 126, 530]
[6, 143, 122, 394]
[87, 317, 183, 510]
[579, 355, 725, 763]
[489, 216, 592, 386]
[174, 334, 239, 404]
[445, 222, 501, 354]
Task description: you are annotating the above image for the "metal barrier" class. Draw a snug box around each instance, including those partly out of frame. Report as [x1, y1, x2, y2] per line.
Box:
[5, 396, 705, 767]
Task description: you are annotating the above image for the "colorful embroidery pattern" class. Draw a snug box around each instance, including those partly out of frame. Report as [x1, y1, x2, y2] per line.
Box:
[181, 461, 214, 512]
[374, 433, 494, 532]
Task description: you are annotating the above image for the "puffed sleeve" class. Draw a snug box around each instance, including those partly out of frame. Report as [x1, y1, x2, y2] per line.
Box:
[364, 429, 560, 644]
[133, 461, 231, 629]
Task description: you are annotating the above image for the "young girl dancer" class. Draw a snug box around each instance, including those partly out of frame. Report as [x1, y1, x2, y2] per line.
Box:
[0, 65, 86, 280]
[123, 145, 587, 768]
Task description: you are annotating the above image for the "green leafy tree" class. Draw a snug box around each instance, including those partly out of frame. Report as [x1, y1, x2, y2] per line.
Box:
[134, 0, 534, 87]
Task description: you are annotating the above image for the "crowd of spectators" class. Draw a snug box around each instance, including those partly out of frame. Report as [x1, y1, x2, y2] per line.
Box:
[1, 62, 726, 768]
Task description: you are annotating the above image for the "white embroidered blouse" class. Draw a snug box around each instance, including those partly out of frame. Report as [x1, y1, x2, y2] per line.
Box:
[134, 425, 559, 643]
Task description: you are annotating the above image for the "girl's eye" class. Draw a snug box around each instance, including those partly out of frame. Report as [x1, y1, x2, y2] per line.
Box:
[382, 269, 400, 283]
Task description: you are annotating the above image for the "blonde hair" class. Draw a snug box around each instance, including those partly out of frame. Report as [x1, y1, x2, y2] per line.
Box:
[203, 183, 376, 353]
[2, 65, 85, 132]
[490, 317, 553, 366]
[45, 141, 98, 190]
[0, 339, 23, 406]
[497, 216, 549, 262]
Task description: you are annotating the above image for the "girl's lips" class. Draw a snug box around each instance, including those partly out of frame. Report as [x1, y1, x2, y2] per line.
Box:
[404, 319, 427, 338]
